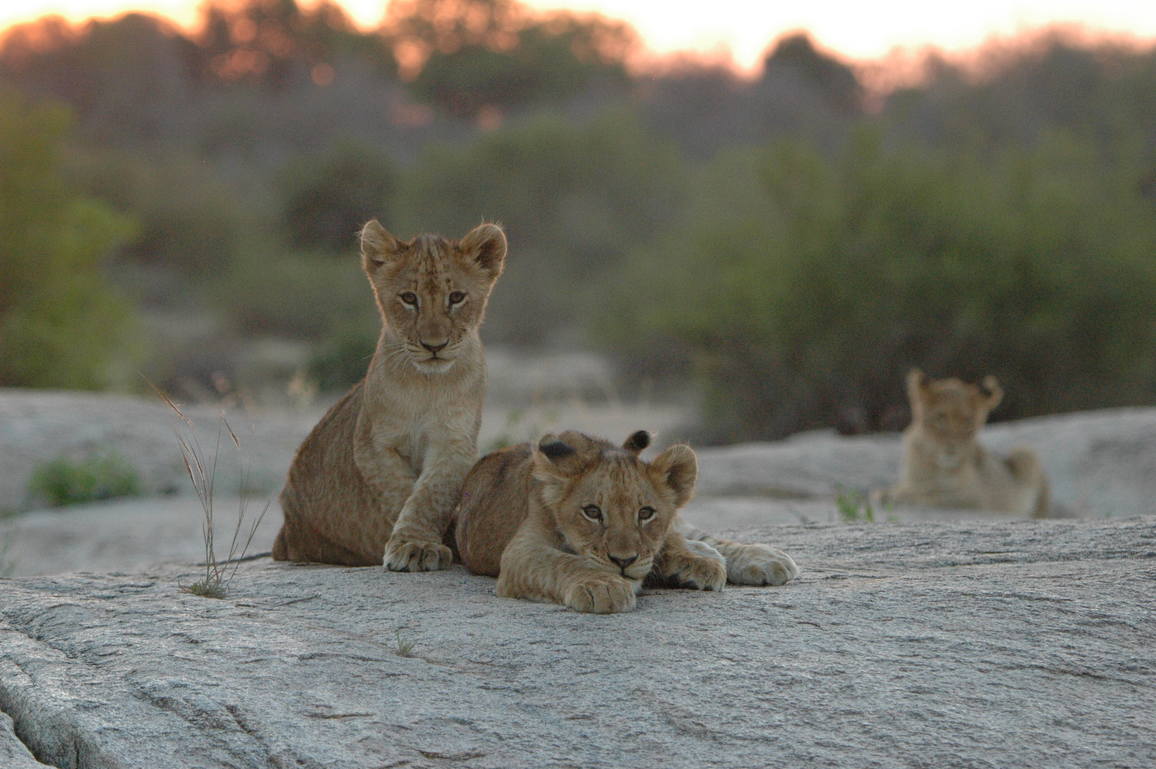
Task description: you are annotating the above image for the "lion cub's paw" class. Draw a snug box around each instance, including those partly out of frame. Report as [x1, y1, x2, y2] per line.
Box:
[383, 537, 453, 572]
[726, 544, 799, 586]
[563, 574, 638, 614]
[661, 543, 727, 591]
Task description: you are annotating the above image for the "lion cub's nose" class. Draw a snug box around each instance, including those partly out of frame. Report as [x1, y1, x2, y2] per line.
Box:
[421, 340, 448, 354]
[609, 554, 638, 571]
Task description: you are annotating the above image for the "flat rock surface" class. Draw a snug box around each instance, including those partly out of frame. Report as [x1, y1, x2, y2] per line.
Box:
[0, 497, 283, 578]
[2, 518, 1154, 769]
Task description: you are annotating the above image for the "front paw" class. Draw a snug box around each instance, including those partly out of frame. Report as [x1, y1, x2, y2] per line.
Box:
[563, 575, 638, 614]
[383, 536, 452, 572]
[726, 544, 799, 586]
[658, 546, 727, 591]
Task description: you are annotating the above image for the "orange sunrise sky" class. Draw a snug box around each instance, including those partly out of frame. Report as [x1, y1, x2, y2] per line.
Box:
[2, 0, 1154, 71]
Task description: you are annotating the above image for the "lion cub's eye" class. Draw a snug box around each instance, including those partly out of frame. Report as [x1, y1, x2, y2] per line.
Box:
[581, 504, 603, 522]
[399, 292, 419, 307]
[638, 506, 656, 522]
[448, 290, 466, 306]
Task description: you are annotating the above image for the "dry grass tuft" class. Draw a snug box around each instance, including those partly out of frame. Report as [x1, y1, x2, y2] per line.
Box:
[151, 381, 270, 599]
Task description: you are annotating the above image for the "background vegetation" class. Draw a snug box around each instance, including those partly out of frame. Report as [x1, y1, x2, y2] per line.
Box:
[1, 0, 1153, 440]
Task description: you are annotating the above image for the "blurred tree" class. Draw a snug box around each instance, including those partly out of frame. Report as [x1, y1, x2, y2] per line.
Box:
[0, 14, 199, 147]
[67, 149, 261, 285]
[0, 91, 138, 389]
[278, 141, 399, 252]
[385, 0, 636, 118]
[599, 126, 1156, 441]
[196, 0, 391, 88]
[637, 33, 861, 159]
[760, 32, 863, 114]
[636, 61, 749, 159]
[0, 5, 410, 159]
[882, 32, 1156, 157]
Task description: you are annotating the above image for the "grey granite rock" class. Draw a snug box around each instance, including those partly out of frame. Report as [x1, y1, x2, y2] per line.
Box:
[2, 518, 1154, 769]
[1, 711, 53, 769]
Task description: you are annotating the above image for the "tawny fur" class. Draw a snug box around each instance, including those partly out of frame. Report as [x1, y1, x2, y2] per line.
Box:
[876, 369, 1050, 517]
[454, 430, 799, 614]
[273, 220, 506, 569]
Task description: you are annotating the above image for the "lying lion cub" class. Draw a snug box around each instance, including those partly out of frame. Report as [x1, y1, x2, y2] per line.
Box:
[455, 430, 799, 613]
[876, 369, 1049, 517]
[273, 220, 505, 569]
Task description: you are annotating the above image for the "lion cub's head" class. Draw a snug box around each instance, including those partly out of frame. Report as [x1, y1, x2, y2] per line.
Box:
[531, 430, 696, 583]
[907, 368, 1004, 467]
[360, 220, 506, 374]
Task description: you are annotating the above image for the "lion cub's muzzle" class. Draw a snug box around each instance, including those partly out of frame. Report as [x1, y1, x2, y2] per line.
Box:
[408, 340, 459, 372]
[606, 554, 651, 581]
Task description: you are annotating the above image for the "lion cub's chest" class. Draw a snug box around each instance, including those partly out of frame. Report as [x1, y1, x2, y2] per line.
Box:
[366, 374, 482, 470]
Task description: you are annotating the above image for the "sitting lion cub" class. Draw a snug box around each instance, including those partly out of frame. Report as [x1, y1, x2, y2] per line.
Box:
[273, 220, 506, 569]
[876, 369, 1049, 517]
[455, 430, 799, 613]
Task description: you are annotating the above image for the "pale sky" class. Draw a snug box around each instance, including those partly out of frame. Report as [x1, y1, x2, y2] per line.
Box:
[2, 0, 1154, 70]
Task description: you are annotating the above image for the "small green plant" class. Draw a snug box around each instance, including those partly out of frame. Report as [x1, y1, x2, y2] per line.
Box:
[27, 452, 142, 507]
[394, 630, 416, 658]
[154, 386, 269, 599]
[835, 487, 876, 523]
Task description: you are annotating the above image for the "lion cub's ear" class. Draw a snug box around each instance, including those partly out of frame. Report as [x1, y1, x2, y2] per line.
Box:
[531, 434, 586, 508]
[360, 219, 402, 271]
[460, 222, 507, 281]
[906, 368, 929, 404]
[648, 444, 697, 509]
[622, 430, 651, 455]
[531, 434, 583, 480]
[979, 375, 1004, 410]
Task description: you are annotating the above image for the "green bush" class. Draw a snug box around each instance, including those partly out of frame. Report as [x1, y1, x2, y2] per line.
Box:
[70, 149, 259, 279]
[208, 242, 379, 391]
[598, 127, 1156, 441]
[306, 314, 379, 391]
[211, 246, 372, 339]
[0, 89, 140, 389]
[393, 109, 688, 344]
[28, 452, 143, 507]
[278, 141, 398, 252]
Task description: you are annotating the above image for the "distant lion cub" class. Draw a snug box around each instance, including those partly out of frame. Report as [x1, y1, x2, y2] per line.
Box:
[876, 369, 1049, 517]
[273, 220, 506, 569]
[455, 430, 799, 614]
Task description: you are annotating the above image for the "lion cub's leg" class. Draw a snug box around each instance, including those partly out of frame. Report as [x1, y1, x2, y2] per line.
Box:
[1005, 448, 1050, 518]
[380, 451, 474, 572]
[354, 419, 468, 572]
[647, 528, 727, 591]
[497, 529, 639, 614]
[679, 521, 799, 586]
